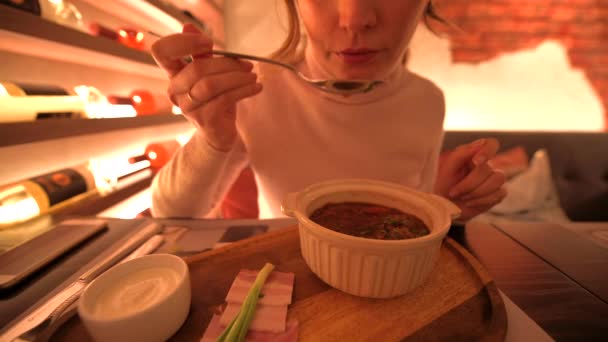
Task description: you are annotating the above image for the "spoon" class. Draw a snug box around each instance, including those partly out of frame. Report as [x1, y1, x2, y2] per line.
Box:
[205, 50, 384, 95]
[148, 31, 382, 94]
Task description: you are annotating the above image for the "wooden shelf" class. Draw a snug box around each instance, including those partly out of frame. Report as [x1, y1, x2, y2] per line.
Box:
[0, 5, 165, 80]
[56, 174, 154, 219]
[79, 0, 192, 33]
[0, 115, 192, 185]
[0, 2, 207, 185]
[0, 115, 187, 147]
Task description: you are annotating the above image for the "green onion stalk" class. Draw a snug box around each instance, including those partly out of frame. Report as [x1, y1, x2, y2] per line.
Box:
[217, 263, 275, 342]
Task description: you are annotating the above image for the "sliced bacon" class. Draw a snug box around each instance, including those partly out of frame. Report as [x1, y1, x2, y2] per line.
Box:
[200, 314, 224, 342]
[201, 268, 296, 340]
[201, 315, 299, 342]
[225, 269, 295, 306]
[220, 302, 288, 333]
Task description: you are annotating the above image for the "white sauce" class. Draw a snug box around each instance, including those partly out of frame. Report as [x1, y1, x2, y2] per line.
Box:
[92, 267, 180, 319]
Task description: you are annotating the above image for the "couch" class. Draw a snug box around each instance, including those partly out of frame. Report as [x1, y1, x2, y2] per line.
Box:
[442, 131, 608, 222]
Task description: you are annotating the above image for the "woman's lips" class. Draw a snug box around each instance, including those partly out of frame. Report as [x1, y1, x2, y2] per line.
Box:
[337, 48, 379, 64]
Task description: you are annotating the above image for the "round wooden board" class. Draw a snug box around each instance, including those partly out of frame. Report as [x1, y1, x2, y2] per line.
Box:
[50, 225, 507, 342]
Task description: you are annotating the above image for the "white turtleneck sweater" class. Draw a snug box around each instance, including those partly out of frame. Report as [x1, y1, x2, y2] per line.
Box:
[151, 52, 446, 219]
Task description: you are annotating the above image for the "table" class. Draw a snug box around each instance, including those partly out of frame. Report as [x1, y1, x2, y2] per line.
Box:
[449, 220, 608, 341]
[144, 218, 608, 340]
[1, 217, 607, 341]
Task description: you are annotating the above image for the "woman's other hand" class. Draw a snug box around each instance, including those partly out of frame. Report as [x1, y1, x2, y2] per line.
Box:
[151, 24, 263, 151]
[434, 138, 507, 221]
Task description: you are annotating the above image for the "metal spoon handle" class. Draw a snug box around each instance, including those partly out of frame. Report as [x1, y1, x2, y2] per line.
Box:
[209, 50, 297, 72]
[146, 31, 382, 94]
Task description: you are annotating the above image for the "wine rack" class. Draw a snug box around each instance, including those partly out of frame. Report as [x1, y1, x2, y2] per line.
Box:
[0, 6, 160, 74]
[0, 0, 223, 227]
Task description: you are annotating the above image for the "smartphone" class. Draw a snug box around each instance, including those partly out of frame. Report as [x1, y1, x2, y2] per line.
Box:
[213, 225, 268, 249]
[0, 218, 108, 290]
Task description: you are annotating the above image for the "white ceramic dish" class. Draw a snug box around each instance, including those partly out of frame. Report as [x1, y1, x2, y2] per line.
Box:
[282, 179, 461, 299]
[78, 254, 191, 342]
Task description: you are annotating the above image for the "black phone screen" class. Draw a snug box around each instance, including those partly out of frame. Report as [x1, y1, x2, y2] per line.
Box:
[218, 225, 268, 243]
[0, 219, 108, 290]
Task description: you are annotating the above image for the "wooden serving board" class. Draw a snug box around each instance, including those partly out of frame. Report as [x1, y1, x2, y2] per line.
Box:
[51, 226, 507, 342]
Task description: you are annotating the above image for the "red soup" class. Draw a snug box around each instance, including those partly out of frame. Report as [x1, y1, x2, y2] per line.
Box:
[309, 202, 430, 240]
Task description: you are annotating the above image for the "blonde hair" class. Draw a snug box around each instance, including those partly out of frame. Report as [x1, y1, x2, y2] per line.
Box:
[271, 1, 449, 63]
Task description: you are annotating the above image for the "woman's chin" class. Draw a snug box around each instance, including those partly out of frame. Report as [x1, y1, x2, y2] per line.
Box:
[335, 69, 386, 81]
[330, 63, 391, 81]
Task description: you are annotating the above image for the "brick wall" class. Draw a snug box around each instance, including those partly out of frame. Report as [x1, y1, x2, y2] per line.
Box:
[431, 0, 608, 128]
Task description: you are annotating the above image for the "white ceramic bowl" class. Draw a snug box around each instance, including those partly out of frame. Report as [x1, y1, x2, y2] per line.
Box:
[282, 179, 461, 299]
[78, 254, 191, 342]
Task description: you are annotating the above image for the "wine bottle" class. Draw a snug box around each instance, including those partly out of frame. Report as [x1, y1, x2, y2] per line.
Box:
[0, 164, 98, 226]
[0, 82, 85, 122]
[129, 140, 181, 171]
[117, 27, 146, 50]
[39, 0, 86, 33]
[73, 85, 137, 118]
[88, 22, 146, 50]
[106, 90, 171, 116]
[0, 81, 71, 96]
[87, 22, 119, 40]
[0, 0, 41, 15]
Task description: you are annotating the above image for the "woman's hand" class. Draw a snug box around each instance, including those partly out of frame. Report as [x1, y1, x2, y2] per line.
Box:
[434, 138, 507, 221]
[151, 24, 263, 151]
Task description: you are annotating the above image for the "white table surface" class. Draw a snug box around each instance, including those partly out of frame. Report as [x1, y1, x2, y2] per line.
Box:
[500, 290, 554, 342]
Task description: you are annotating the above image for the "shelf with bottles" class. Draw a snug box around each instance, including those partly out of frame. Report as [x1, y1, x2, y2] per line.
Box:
[0, 80, 187, 145]
[0, 4, 167, 80]
[0, 138, 185, 245]
[1, 79, 186, 128]
[0, 113, 193, 184]
[0, 115, 188, 147]
[168, 0, 225, 47]
[0, 0, 223, 77]
[0, 164, 155, 252]
[0, 137, 184, 248]
[76, 0, 212, 38]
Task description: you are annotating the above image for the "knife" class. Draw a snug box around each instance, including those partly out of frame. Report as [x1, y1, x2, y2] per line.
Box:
[0, 221, 163, 342]
[118, 234, 164, 264]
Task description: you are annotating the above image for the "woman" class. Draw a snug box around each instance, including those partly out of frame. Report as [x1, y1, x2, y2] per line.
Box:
[150, 0, 506, 221]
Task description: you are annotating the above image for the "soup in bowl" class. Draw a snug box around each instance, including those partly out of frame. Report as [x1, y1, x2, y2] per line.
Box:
[281, 179, 460, 298]
[310, 202, 430, 240]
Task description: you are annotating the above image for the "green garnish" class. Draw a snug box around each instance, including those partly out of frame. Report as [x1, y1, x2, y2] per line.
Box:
[384, 217, 403, 226]
[217, 263, 275, 342]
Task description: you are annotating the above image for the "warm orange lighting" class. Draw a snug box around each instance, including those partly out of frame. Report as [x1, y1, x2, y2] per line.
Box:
[147, 151, 158, 160]
[172, 105, 183, 115]
[98, 187, 152, 219]
[116, 28, 146, 50]
[0, 84, 8, 96]
[0, 185, 41, 225]
[89, 157, 150, 195]
[74, 85, 137, 118]
[0, 216, 53, 249]
[176, 130, 195, 146]
[408, 28, 605, 131]
[129, 90, 155, 115]
[1, 95, 85, 122]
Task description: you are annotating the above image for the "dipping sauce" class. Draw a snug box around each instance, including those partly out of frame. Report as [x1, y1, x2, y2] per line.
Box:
[92, 267, 180, 319]
[309, 202, 430, 240]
